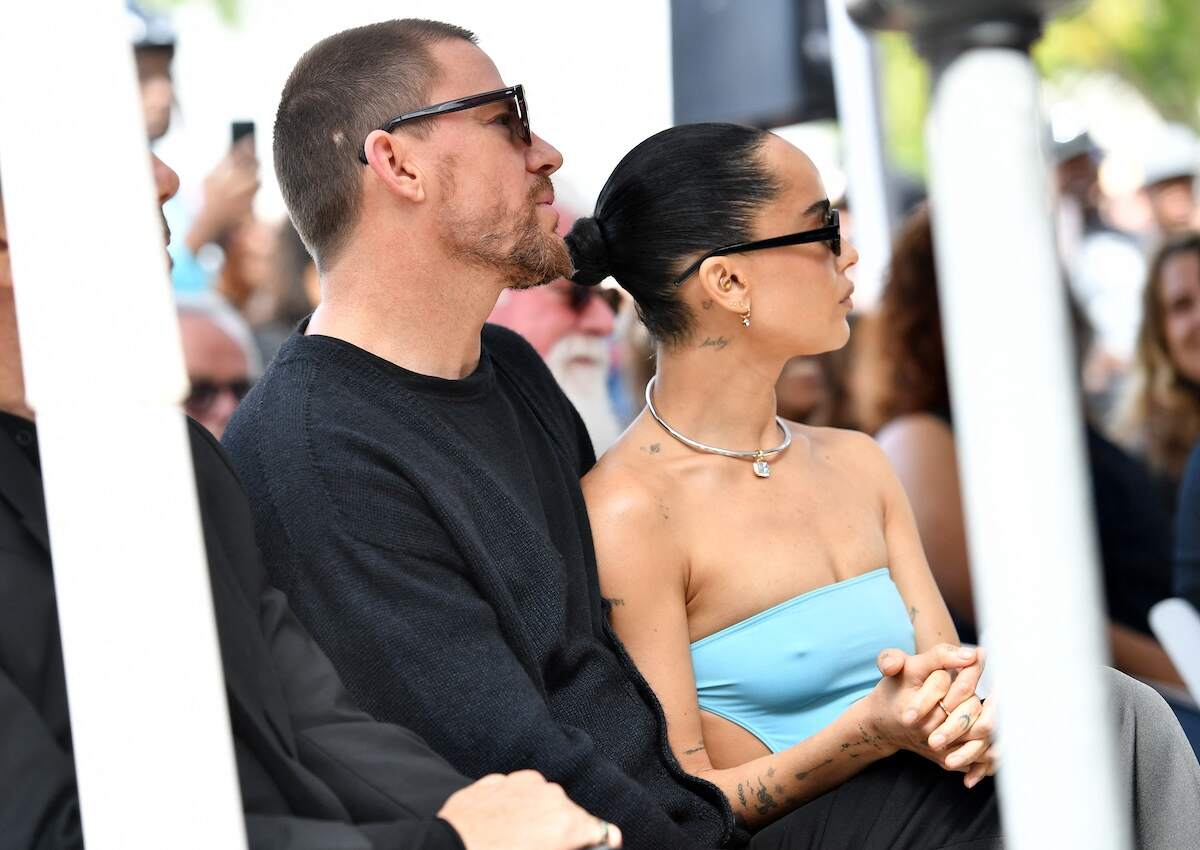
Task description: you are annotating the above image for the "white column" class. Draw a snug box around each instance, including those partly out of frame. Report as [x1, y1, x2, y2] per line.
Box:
[825, 0, 893, 306]
[0, 3, 247, 849]
[926, 48, 1129, 849]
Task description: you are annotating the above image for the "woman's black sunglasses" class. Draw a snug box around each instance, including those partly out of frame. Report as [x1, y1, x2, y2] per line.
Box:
[670, 209, 842, 287]
[359, 84, 530, 164]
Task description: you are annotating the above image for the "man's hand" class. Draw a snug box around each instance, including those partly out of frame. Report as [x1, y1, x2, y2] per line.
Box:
[438, 770, 622, 850]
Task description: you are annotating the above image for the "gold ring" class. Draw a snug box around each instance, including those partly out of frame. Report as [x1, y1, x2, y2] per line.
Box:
[938, 700, 951, 717]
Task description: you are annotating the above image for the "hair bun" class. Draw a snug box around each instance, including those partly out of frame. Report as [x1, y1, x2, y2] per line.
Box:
[565, 216, 611, 286]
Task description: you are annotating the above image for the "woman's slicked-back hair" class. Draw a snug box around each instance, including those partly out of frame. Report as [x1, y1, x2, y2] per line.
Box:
[273, 19, 477, 270]
[566, 123, 779, 346]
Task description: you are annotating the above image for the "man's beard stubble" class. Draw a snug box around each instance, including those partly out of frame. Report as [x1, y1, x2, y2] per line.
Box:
[437, 165, 574, 290]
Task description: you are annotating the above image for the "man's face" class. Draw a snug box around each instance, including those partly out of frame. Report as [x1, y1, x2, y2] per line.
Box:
[422, 40, 572, 289]
[1146, 176, 1198, 234]
[136, 47, 174, 141]
[178, 313, 250, 439]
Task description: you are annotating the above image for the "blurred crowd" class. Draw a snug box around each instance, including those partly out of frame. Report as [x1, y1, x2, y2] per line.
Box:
[138, 2, 1198, 723]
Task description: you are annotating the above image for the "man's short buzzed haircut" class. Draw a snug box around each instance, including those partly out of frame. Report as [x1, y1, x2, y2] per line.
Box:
[274, 19, 477, 269]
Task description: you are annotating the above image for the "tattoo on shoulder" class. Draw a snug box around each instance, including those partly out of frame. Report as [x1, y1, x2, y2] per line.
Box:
[699, 336, 730, 351]
[794, 758, 833, 781]
[640, 443, 662, 454]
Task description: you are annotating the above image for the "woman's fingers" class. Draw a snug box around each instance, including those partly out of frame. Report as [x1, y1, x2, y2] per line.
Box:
[903, 668, 952, 726]
[928, 694, 983, 749]
[943, 737, 987, 770]
[941, 648, 985, 711]
[963, 742, 1000, 788]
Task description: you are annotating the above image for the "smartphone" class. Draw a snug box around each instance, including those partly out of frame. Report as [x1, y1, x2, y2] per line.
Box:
[231, 120, 255, 147]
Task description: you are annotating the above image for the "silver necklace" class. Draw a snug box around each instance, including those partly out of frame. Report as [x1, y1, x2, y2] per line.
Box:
[644, 376, 791, 479]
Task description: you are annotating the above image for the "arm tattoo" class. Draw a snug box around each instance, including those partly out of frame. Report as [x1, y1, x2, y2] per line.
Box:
[699, 336, 730, 351]
[737, 782, 748, 809]
[606, 598, 625, 607]
[754, 777, 779, 816]
[909, 605, 919, 623]
[794, 758, 833, 781]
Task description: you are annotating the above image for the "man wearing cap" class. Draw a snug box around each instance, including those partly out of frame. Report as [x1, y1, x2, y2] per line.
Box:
[1143, 123, 1200, 239]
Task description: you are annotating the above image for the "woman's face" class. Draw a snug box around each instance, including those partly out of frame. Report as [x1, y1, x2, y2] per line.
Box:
[1160, 249, 1200, 383]
[737, 136, 859, 357]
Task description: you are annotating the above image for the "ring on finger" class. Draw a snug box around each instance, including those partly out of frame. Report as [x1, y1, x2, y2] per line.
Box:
[938, 700, 951, 717]
[596, 818, 612, 847]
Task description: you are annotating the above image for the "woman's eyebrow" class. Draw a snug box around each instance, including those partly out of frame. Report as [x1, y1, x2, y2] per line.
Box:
[803, 198, 832, 220]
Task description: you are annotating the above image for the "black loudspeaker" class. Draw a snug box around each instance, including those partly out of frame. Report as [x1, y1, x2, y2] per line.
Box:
[671, 0, 837, 128]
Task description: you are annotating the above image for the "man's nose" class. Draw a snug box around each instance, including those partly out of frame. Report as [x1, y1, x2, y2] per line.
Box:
[528, 132, 563, 177]
[575, 294, 615, 337]
[150, 153, 180, 206]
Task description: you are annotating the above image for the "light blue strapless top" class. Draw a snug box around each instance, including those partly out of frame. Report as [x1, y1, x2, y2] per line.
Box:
[690, 567, 915, 753]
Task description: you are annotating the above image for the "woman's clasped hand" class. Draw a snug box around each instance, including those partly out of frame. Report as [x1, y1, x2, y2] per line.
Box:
[865, 644, 998, 788]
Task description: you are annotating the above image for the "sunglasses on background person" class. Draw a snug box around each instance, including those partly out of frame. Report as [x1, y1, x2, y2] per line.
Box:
[558, 281, 622, 315]
[671, 207, 842, 287]
[184, 378, 252, 416]
[360, 84, 530, 164]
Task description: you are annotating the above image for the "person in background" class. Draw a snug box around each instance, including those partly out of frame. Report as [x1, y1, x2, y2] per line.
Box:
[488, 205, 623, 452]
[216, 216, 279, 317]
[866, 206, 1187, 693]
[252, 220, 322, 365]
[128, 2, 262, 295]
[1054, 131, 1146, 383]
[1142, 124, 1200, 241]
[1112, 232, 1200, 502]
[774, 315, 863, 429]
[178, 297, 260, 439]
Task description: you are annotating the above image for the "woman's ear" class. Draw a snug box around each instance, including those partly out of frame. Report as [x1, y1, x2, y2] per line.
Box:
[363, 130, 426, 204]
[696, 256, 752, 318]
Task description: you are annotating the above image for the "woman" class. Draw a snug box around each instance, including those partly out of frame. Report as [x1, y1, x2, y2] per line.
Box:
[1112, 232, 1200, 499]
[867, 206, 1184, 688]
[568, 124, 1200, 846]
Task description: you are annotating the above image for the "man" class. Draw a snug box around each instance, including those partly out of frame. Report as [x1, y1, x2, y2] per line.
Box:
[0, 159, 615, 850]
[1142, 123, 1200, 240]
[487, 210, 623, 452]
[177, 298, 259, 438]
[224, 20, 1011, 850]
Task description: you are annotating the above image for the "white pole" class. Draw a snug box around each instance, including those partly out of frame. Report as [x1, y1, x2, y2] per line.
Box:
[0, 3, 247, 849]
[926, 48, 1129, 849]
[825, 0, 893, 306]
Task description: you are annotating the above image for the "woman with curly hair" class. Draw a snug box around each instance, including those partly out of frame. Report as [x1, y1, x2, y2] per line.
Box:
[1112, 233, 1200, 492]
[866, 206, 1185, 690]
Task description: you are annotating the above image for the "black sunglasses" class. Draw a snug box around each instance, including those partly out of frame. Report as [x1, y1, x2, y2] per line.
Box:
[671, 208, 842, 287]
[359, 84, 530, 165]
[565, 282, 622, 314]
[184, 378, 252, 414]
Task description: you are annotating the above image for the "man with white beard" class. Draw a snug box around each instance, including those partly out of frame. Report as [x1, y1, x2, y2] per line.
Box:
[489, 275, 623, 453]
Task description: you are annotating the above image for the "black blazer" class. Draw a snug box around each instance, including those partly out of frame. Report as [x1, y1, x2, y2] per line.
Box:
[0, 417, 469, 850]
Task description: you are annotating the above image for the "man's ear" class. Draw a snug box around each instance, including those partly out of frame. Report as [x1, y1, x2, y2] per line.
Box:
[363, 129, 425, 204]
[696, 256, 751, 317]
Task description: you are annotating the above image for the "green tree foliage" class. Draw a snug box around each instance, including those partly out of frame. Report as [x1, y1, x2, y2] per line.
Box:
[1035, 0, 1200, 128]
[878, 0, 1200, 177]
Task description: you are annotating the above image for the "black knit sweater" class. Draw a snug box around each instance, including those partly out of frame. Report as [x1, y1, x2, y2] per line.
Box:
[223, 323, 742, 850]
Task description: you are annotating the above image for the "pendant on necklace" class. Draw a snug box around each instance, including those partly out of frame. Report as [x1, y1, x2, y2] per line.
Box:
[753, 452, 771, 479]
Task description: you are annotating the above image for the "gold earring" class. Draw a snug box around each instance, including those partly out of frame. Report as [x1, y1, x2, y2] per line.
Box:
[741, 307, 751, 329]
[720, 276, 732, 292]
